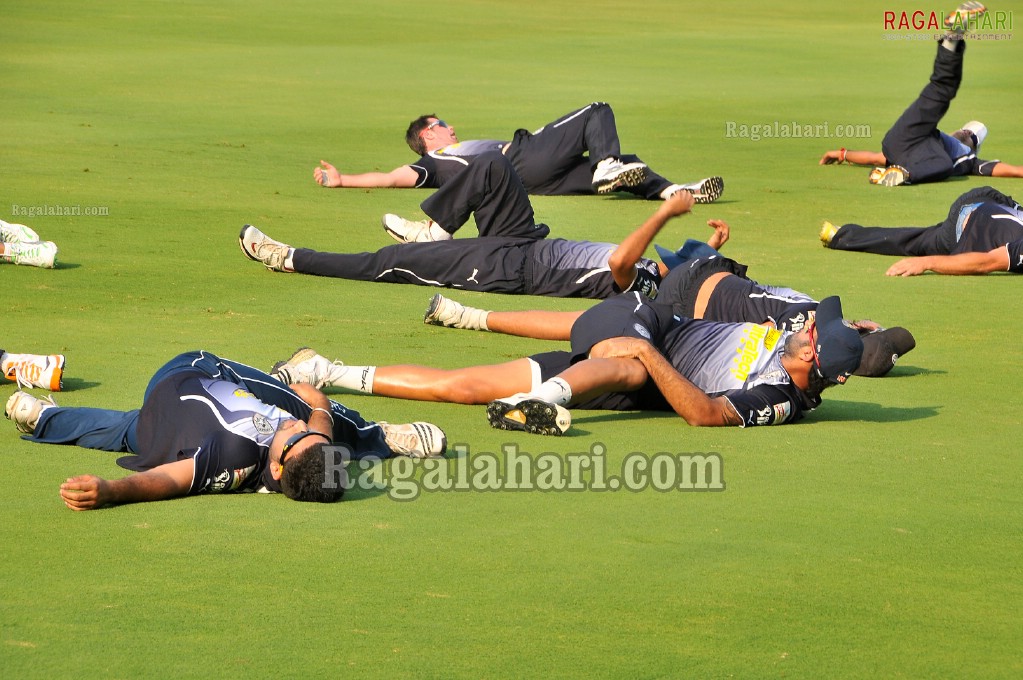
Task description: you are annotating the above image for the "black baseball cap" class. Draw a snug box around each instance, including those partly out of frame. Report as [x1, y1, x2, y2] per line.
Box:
[854, 327, 916, 377]
[813, 296, 863, 385]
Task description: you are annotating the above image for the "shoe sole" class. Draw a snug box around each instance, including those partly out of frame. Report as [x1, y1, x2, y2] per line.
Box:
[270, 347, 318, 383]
[594, 166, 648, 194]
[487, 399, 570, 436]
[687, 176, 724, 204]
[423, 294, 444, 325]
[382, 215, 409, 244]
[944, 2, 986, 29]
[238, 225, 259, 261]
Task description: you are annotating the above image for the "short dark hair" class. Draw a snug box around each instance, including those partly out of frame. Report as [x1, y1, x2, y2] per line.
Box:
[279, 442, 346, 503]
[405, 114, 437, 156]
[805, 368, 833, 400]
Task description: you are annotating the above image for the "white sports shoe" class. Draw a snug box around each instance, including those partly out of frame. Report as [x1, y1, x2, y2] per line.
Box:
[381, 214, 451, 244]
[0, 220, 40, 243]
[2, 352, 65, 391]
[238, 225, 294, 272]
[423, 294, 489, 330]
[591, 158, 648, 194]
[5, 391, 57, 434]
[380, 421, 447, 458]
[271, 347, 348, 389]
[663, 176, 725, 204]
[486, 394, 571, 436]
[3, 240, 58, 268]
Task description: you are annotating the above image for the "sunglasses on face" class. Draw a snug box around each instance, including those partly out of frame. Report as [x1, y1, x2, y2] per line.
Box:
[279, 430, 328, 467]
[425, 119, 449, 132]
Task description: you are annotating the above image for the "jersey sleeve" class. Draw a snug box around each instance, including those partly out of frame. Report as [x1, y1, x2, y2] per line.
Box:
[408, 156, 440, 189]
[1007, 240, 1023, 273]
[188, 430, 265, 495]
[722, 384, 804, 427]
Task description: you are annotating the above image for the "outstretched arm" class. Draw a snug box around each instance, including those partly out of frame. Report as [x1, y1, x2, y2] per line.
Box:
[59, 458, 195, 511]
[820, 149, 888, 166]
[990, 162, 1023, 178]
[314, 160, 420, 188]
[590, 337, 741, 426]
[607, 190, 694, 289]
[886, 246, 1010, 276]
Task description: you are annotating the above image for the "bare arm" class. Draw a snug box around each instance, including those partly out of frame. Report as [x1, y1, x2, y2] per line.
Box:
[607, 190, 694, 290]
[59, 458, 195, 511]
[288, 383, 335, 435]
[590, 338, 741, 427]
[990, 162, 1023, 178]
[314, 160, 419, 188]
[886, 246, 1010, 276]
[820, 149, 888, 166]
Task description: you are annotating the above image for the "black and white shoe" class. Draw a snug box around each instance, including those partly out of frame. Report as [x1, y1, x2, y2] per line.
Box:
[486, 395, 571, 436]
[592, 158, 648, 194]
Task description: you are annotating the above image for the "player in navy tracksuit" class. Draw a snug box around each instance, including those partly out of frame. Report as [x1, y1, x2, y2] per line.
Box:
[15, 351, 441, 509]
[824, 186, 1023, 276]
[820, 20, 1023, 186]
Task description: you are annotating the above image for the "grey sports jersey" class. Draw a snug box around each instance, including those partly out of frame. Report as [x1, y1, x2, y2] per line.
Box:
[409, 140, 507, 188]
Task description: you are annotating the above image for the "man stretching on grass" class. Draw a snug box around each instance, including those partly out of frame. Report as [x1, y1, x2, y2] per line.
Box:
[269, 295, 863, 435]
[820, 185, 1023, 275]
[242, 155, 706, 299]
[820, 3, 1023, 186]
[314, 101, 724, 202]
[5, 350, 445, 510]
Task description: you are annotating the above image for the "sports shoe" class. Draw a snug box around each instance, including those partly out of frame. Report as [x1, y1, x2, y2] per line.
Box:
[382, 214, 451, 244]
[664, 176, 725, 204]
[869, 165, 908, 187]
[819, 220, 839, 247]
[486, 394, 571, 436]
[592, 158, 648, 194]
[2, 353, 65, 391]
[423, 294, 489, 331]
[380, 421, 447, 458]
[944, 1, 986, 30]
[0, 220, 40, 243]
[271, 347, 348, 389]
[5, 390, 57, 434]
[238, 225, 294, 272]
[4, 241, 58, 268]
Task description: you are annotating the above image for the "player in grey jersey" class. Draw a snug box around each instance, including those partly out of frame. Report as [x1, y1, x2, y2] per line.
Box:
[313, 102, 723, 203]
[240, 187, 704, 300]
[267, 294, 863, 434]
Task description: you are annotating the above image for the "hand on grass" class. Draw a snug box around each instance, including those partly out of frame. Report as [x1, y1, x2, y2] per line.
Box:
[60, 475, 110, 511]
[314, 160, 342, 187]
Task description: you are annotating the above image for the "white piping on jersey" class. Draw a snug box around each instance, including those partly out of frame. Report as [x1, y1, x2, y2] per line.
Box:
[747, 291, 811, 304]
[628, 291, 645, 313]
[951, 152, 976, 169]
[992, 213, 1023, 227]
[376, 267, 464, 288]
[409, 164, 431, 188]
[574, 266, 611, 283]
[977, 160, 1000, 174]
[180, 394, 258, 442]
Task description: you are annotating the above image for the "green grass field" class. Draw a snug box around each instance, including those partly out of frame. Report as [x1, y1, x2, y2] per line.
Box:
[3, 1, 1021, 677]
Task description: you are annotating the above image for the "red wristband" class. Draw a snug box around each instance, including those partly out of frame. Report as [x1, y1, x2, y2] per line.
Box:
[839, 148, 847, 163]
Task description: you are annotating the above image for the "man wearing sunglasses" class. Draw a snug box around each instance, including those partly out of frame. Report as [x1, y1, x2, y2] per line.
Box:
[5, 350, 445, 511]
[269, 295, 863, 435]
[313, 102, 723, 203]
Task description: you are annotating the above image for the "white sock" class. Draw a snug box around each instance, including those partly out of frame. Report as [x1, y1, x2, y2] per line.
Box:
[328, 365, 376, 393]
[941, 35, 962, 50]
[284, 248, 296, 271]
[427, 222, 453, 241]
[532, 377, 573, 406]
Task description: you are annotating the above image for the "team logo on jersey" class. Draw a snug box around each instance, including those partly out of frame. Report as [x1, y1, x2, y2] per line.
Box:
[755, 405, 773, 426]
[772, 402, 792, 423]
[234, 388, 255, 400]
[633, 323, 651, 340]
[211, 469, 232, 492]
[252, 413, 275, 435]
